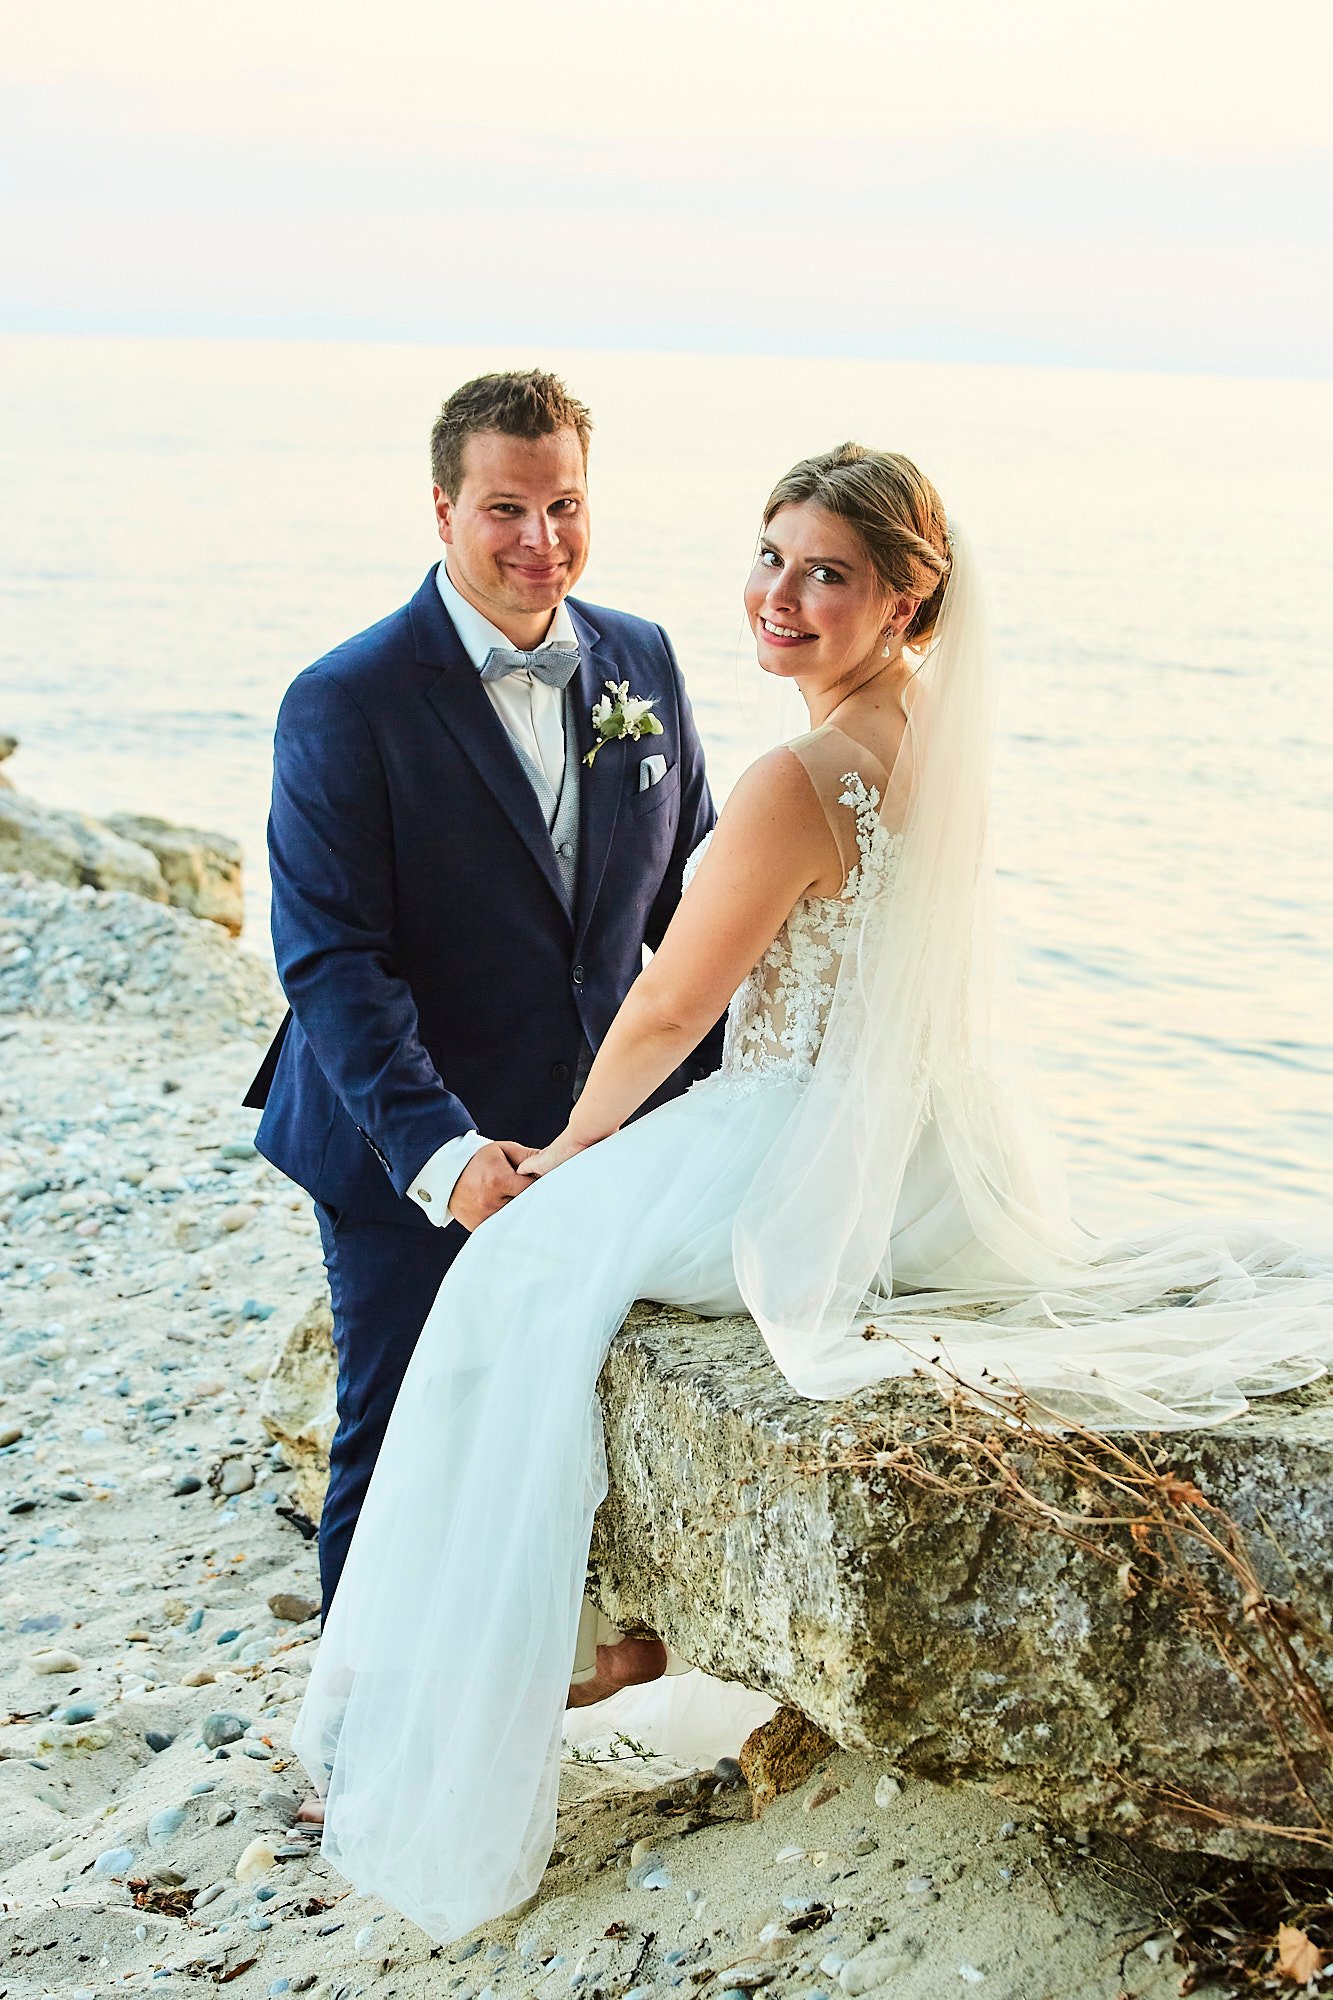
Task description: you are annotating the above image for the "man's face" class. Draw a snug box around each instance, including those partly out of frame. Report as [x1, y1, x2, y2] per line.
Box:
[434, 427, 590, 633]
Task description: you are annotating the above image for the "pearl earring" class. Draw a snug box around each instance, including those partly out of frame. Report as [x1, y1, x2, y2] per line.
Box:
[881, 633, 895, 659]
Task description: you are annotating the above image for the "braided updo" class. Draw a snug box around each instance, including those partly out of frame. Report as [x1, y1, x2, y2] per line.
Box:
[763, 442, 952, 647]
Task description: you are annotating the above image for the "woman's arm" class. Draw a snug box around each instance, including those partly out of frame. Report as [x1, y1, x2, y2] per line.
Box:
[522, 747, 841, 1176]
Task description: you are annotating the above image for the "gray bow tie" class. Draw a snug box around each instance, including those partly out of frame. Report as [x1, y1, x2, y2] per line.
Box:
[478, 641, 580, 690]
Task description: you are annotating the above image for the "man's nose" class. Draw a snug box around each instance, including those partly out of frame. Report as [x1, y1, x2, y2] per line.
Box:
[519, 511, 559, 549]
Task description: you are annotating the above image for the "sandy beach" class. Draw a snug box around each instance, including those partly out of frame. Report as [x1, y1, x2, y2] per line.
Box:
[1, 878, 1195, 2000]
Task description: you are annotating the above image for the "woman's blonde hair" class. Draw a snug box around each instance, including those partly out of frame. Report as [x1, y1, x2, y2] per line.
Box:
[763, 442, 952, 646]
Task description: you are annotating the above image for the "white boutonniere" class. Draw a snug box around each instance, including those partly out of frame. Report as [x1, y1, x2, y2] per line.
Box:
[584, 680, 665, 768]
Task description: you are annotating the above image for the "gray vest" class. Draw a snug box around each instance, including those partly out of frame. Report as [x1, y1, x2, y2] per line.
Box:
[508, 690, 592, 1093]
[506, 684, 581, 911]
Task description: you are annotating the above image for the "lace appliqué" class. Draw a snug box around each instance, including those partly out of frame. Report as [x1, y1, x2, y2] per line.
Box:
[684, 772, 901, 1101]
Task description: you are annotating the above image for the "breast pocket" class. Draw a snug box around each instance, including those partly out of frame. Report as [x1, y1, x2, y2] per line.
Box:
[627, 760, 680, 819]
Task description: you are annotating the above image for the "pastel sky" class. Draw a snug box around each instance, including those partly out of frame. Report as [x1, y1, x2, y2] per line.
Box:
[5, 0, 1331, 374]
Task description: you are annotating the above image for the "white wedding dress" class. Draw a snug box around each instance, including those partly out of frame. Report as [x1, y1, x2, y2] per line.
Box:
[295, 561, 1333, 1945]
[293, 733, 902, 1941]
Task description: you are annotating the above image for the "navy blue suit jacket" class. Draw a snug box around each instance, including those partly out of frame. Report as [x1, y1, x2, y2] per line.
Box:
[246, 566, 722, 1227]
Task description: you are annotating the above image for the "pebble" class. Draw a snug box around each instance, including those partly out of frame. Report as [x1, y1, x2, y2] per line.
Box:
[181, 1667, 217, 1687]
[355, 1925, 378, 1954]
[713, 1965, 776, 1991]
[92, 1844, 136, 1877]
[959, 1968, 985, 1985]
[626, 1852, 666, 1890]
[58, 1700, 99, 1724]
[258, 1787, 299, 1823]
[220, 1204, 258, 1232]
[250, 1914, 273, 1933]
[221, 1140, 259, 1161]
[191, 1781, 216, 1795]
[194, 1881, 228, 1910]
[235, 1836, 278, 1882]
[774, 1845, 806, 1865]
[0, 1423, 24, 1447]
[851, 1836, 878, 1857]
[628, 1839, 661, 1868]
[839, 1952, 913, 1994]
[185, 1607, 205, 1632]
[905, 1874, 934, 1894]
[202, 1712, 249, 1748]
[269, 1984, 291, 1997]
[145, 1729, 176, 1752]
[148, 1807, 187, 1847]
[173, 1474, 203, 1496]
[213, 1805, 237, 1827]
[217, 1458, 256, 1496]
[268, 1591, 319, 1624]
[641, 1867, 673, 1891]
[873, 1775, 902, 1807]
[27, 1647, 83, 1674]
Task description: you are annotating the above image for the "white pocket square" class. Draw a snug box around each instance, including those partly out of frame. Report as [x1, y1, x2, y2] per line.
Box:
[638, 754, 669, 792]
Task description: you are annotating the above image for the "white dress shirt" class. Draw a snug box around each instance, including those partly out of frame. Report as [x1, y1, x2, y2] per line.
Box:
[408, 564, 578, 1225]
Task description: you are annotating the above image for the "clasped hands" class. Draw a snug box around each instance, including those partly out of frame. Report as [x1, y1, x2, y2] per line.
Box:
[446, 1129, 591, 1230]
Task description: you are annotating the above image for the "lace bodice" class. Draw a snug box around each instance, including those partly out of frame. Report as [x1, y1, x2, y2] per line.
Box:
[684, 770, 902, 1097]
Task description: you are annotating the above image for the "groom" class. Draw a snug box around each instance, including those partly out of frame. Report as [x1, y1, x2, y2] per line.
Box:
[245, 368, 721, 1630]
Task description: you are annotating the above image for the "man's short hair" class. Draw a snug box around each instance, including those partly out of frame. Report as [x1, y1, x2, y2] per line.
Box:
[430, 369, 593, 498]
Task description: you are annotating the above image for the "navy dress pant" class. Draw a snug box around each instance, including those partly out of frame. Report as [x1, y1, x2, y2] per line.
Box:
[315, 1202, 464, 1621]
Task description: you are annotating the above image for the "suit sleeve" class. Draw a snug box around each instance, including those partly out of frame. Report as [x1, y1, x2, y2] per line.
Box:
[644, 628, 727, 1077]
[267, 668, 475, 1196]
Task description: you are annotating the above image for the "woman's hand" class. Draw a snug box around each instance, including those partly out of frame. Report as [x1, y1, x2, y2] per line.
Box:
[517, 1128, 598, 1179]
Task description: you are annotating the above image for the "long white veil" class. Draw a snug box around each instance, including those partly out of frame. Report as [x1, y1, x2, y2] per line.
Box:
[734, 531, 1333, 1426]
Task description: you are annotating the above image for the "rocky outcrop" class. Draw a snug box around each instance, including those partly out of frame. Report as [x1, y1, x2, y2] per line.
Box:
[105, 813, 244, 936]
[0, 786, 168, 904]
[261, 1292, 1333, 1868]
[0, 736, 244, 932]
[0, 872, 279, 1034]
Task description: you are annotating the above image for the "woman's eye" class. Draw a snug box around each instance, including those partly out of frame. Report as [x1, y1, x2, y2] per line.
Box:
[760, 549, 780, 568]
[812, 566, 842, 585]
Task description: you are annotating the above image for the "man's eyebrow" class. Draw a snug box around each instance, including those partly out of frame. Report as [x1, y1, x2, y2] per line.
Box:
[483, 489, 582, 502]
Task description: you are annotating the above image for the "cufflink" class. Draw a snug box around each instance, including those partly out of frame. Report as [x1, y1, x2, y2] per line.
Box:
[417, 1187, 431, 1202]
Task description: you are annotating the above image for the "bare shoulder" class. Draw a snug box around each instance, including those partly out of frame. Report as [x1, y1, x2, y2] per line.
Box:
[701, 744, 841, 896]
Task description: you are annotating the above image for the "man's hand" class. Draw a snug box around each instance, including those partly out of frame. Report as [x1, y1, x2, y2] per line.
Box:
[448, 1140, 538, 1230]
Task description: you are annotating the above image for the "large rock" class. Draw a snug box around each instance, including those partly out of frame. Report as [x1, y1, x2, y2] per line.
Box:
[105, 813, 244, 936]
[260, 1292, 338, 1522]
[0, 786, 167, 903]
[261, 1293, 1333, 1867]
[0, 738, 244, 933]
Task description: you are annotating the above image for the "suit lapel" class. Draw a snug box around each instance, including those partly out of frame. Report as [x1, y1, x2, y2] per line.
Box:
[411, 569, 572, 920]
[568, 604, 625, 944]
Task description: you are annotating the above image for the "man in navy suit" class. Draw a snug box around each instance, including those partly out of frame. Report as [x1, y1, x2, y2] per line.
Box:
[245, 371, 721, 1663]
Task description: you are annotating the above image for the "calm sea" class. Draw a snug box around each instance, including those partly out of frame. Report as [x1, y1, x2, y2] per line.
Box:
[2, 335, 1330, 1224]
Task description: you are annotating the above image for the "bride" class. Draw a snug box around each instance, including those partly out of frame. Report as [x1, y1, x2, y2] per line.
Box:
[293, 443, 1333, 1942]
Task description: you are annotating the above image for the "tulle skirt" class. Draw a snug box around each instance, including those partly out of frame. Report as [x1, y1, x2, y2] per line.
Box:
[292, 1075, 801, 1944]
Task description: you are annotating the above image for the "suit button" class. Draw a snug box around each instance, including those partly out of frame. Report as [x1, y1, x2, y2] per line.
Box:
[551, 1061, 571, 1083]
[558, 841, 574, 857]
[572, 964, 584, 985]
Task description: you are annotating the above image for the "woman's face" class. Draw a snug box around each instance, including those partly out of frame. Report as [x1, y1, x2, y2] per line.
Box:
[744, 500, 902, 685]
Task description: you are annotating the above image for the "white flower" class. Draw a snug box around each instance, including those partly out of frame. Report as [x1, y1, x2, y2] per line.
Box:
[584, 679, 664, 767]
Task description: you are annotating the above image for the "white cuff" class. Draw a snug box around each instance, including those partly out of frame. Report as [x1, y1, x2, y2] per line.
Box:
[409, 1132, 489, 1224]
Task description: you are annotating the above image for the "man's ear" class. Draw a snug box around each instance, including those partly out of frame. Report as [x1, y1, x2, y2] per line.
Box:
[433, 484, 454, 545]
